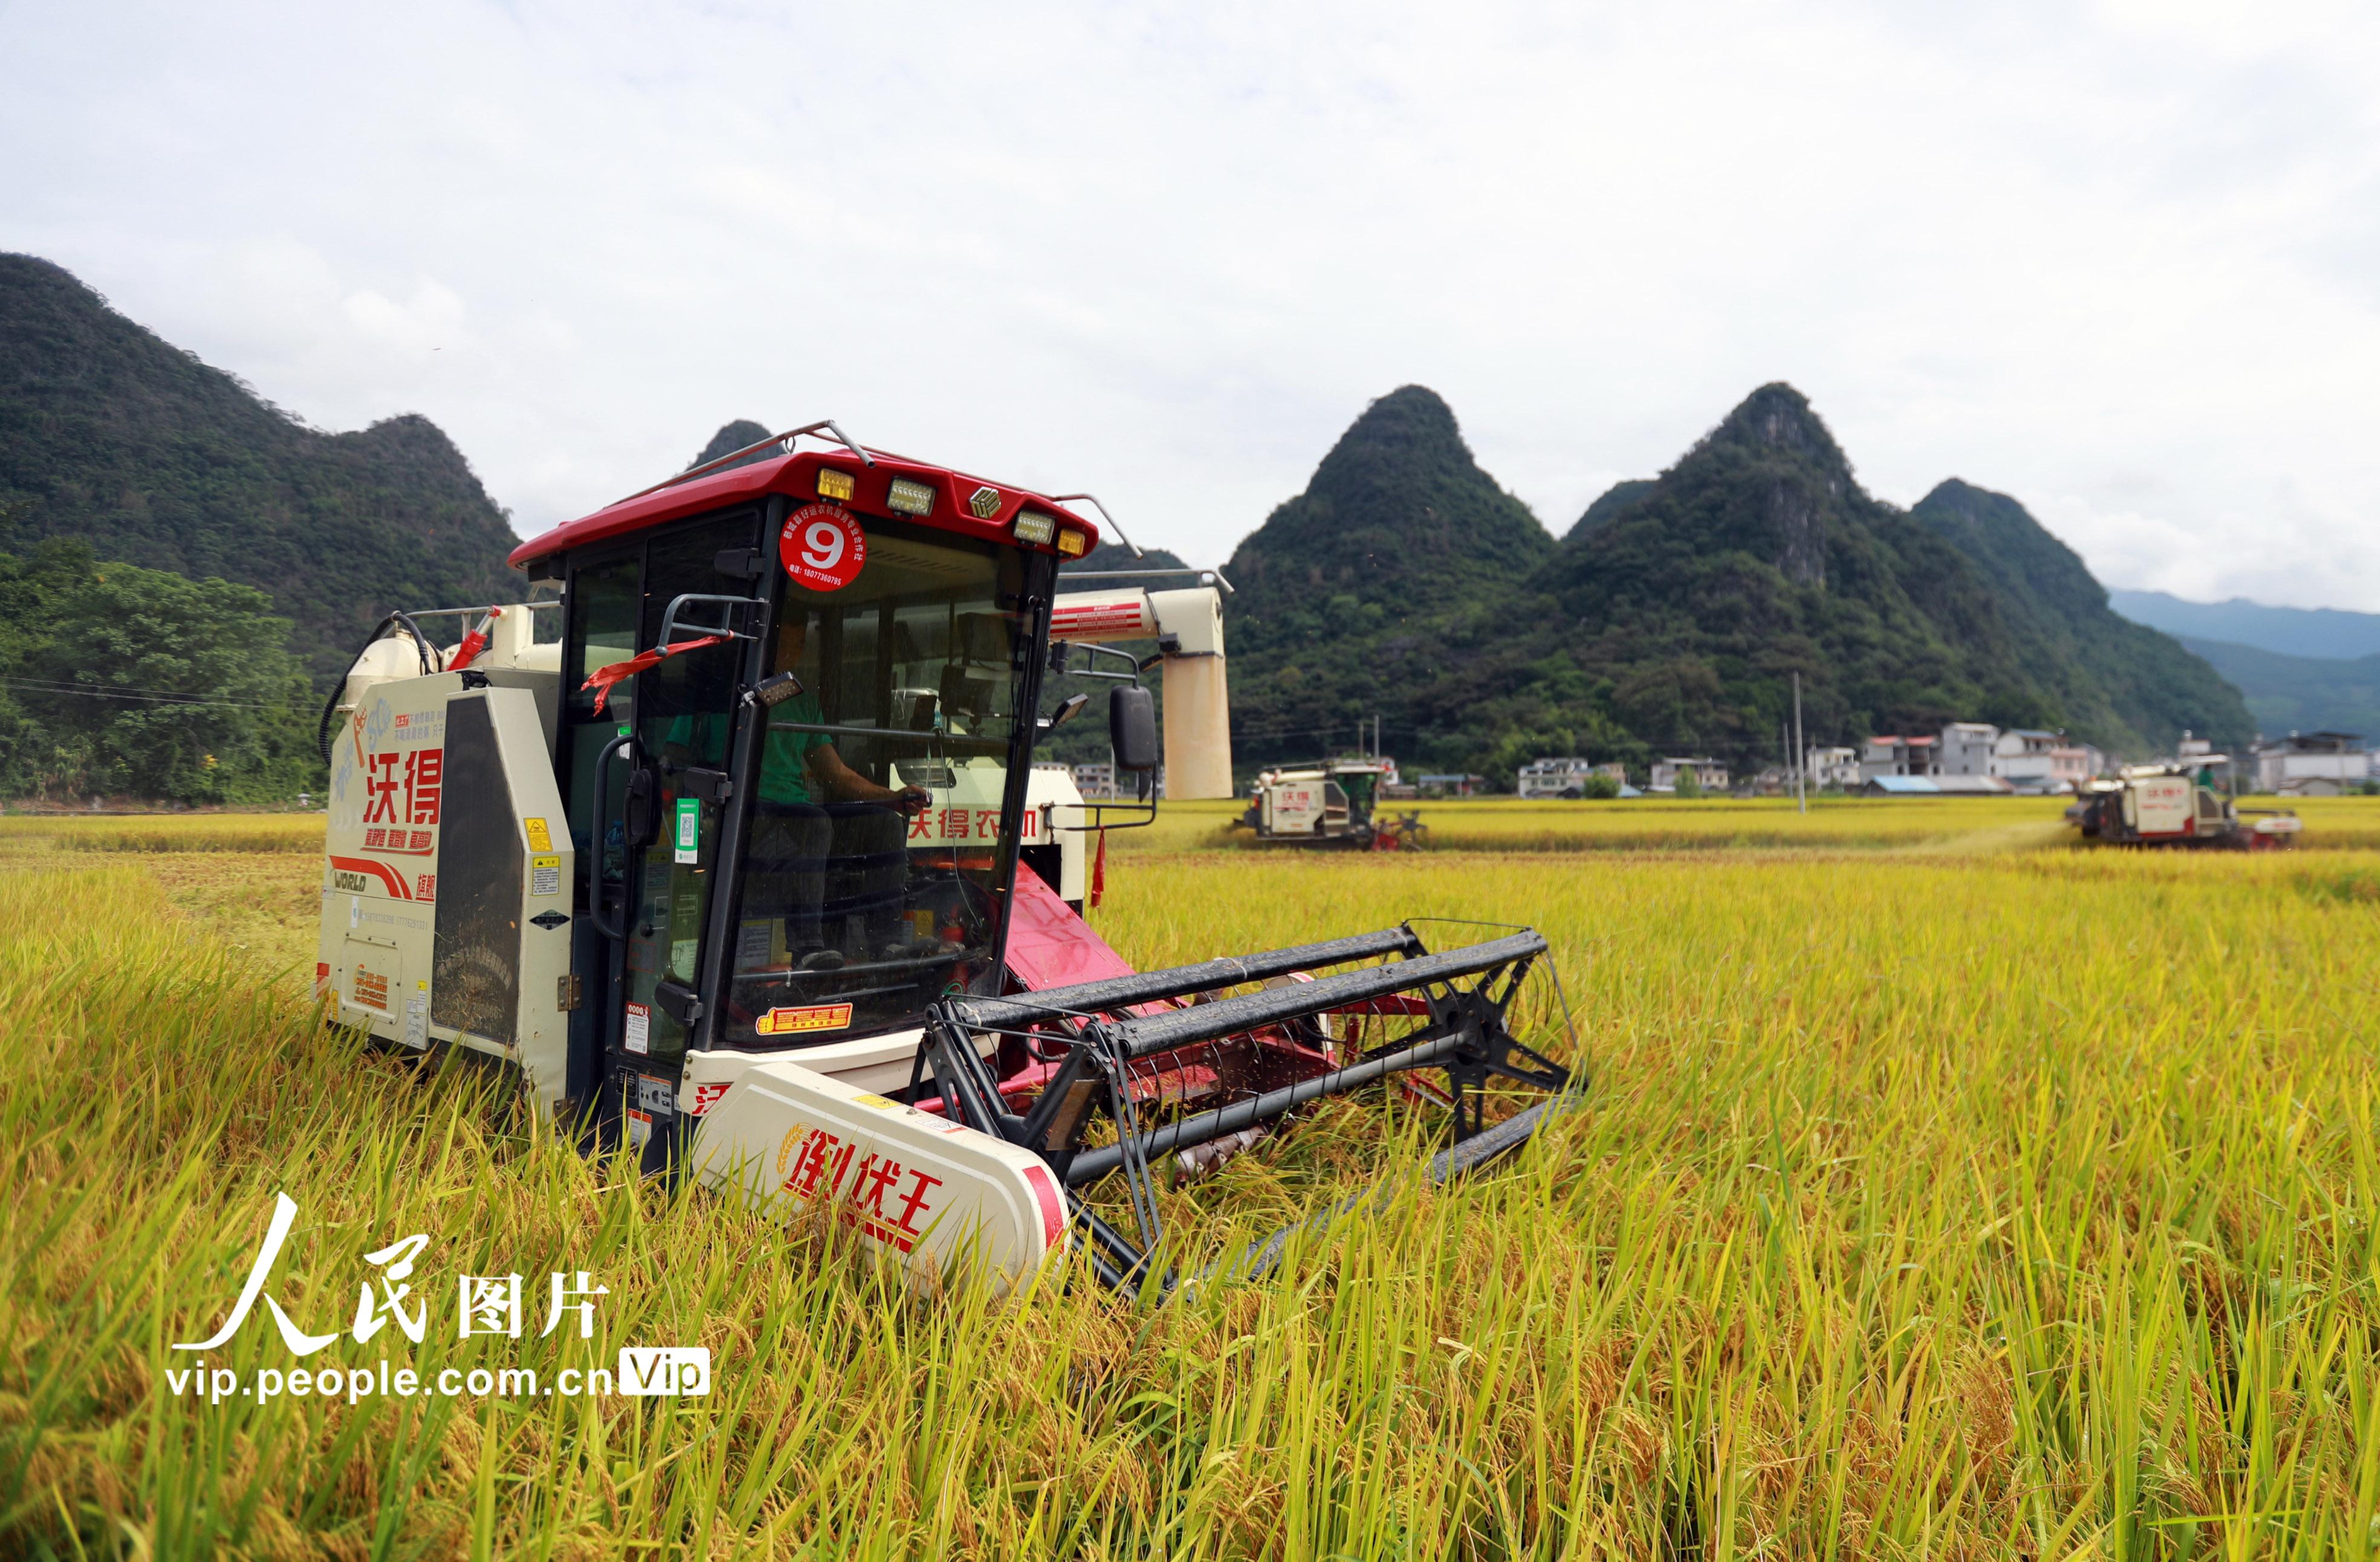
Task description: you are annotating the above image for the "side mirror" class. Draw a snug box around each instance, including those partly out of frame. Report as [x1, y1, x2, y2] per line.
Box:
[1109, 685, 1158, 773]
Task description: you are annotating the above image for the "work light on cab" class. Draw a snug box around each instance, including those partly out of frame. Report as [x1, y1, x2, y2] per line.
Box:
[1011, 510, 1058, 546]
[885, 476, 935, 516]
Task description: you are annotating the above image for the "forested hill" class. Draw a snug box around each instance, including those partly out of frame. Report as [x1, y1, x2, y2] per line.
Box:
[1504, 385, 2247, 760]
[0, 254, 519, 673]
[1220, 386, 1555, 765]
[2176, 636, 2380, 739]
[1220, 382, 2251, 776]
[1499, 383, 2067, 763]
[1910, 479, 2251, 753]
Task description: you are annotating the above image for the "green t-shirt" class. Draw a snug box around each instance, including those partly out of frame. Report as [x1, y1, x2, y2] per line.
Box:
[760, 689, 828, 806]
[662, 692, 830, 807]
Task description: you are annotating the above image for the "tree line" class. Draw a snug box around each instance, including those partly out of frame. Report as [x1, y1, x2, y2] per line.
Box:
[0, 534, 325, 806]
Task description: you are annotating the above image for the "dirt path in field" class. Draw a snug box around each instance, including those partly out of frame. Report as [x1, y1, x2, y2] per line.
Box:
[1891, 820, 2073, 856]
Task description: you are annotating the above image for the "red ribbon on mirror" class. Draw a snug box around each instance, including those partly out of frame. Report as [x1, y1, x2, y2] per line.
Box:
[580, 635, 730, 716]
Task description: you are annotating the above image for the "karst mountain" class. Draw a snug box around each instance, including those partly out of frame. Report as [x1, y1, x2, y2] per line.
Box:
[1224, 383, 2251, 771]
[0, 253, 518, 673]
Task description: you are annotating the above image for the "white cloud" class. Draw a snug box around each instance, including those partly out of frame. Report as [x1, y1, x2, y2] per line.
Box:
[3, 0, 2378, 608]
[342, 277, 471, 357]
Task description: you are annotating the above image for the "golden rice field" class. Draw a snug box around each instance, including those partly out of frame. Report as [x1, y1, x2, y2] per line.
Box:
[1133, 793, 2380, 855]
[7, 802, 2380, 1557]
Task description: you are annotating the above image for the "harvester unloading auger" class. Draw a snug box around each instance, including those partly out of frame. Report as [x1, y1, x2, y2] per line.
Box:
[314, 422, 1579, 1294]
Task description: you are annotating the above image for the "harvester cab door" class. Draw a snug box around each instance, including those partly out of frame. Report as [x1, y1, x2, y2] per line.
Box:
[560, 511, 764, 1168]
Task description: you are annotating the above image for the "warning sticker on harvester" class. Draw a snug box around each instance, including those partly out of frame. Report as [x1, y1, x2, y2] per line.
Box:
[531, 854, 561, 896]
[779, 503, 868, 592]
[404, 979, 428, 1050]
[755, 1002, 854, 1037]
[625, 1001, 651, 1055]
[524, 817, 553, 852]
[353, 967, 389, 1010]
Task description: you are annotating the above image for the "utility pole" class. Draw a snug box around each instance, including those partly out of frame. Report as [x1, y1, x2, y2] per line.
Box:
[1792, 672, 1807, 814]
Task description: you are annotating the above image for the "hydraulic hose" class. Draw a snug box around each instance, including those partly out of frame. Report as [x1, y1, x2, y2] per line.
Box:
[315, 611, 435, 766]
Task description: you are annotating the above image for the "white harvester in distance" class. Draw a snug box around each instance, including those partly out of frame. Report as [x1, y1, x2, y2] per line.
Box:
[2064, 758, 2301, 850]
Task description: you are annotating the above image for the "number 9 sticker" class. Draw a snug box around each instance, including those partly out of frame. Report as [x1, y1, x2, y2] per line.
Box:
[779, 503, 868, 592]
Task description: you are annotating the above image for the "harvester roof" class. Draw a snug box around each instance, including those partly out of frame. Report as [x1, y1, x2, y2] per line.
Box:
[509, 434, 1097, 573]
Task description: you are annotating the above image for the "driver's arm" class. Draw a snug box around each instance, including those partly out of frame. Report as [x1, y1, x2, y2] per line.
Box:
[808, 742, 929, 812]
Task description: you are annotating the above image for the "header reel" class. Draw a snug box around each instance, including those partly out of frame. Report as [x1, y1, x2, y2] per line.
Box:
[909, 924, 1578, 1294]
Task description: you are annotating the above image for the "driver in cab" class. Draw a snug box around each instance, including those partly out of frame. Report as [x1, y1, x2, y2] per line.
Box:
[741, 611, 930, 972]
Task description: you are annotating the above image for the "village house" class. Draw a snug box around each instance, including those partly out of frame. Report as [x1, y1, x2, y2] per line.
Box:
[1516, 757, 1596, 799]
[2254, 731, 2370, 796]
[1991, 729, 2105, 792]
[1649, 756, 1729, 792]
[1859, 774, 2014, 796]
[1859, 734, 1939, 780]
[1804, 747, 1861, 789]
[1518, 757, 1633, 796]
[1991, 729, 2058, 788]
[1939, 722, 1998, 777]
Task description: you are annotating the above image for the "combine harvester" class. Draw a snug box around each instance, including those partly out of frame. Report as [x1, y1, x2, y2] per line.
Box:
[1234, 757, 1429, 850]
[315, 423, 1575, 1292]
[2066, 759, 2301, 849]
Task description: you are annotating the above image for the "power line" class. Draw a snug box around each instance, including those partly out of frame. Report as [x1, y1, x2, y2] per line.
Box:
[0, 676, 293, 711]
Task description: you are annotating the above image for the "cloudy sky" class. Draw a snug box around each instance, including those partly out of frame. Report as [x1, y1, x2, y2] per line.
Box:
[5, 0, 2378, 608]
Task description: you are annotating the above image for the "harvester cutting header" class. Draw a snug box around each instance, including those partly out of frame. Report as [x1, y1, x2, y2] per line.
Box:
[316, 421, 1575, 1292]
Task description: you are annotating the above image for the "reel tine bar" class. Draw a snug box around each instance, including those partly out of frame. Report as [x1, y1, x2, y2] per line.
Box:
[915, 924, 1576, 1295]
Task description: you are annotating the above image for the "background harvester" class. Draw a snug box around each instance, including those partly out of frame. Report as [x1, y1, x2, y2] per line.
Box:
[313, 421, 1575, 1294]
[1234, 757, 1428, 850]
[2066, 756, 2301, 849]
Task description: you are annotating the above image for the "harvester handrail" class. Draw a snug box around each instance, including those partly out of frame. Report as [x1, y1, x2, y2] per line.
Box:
[1055, 565, 1237, 595]
[611, 419, 877, 507]
[396, 601, 562, 621]
[1101, 930, 1548, 1060]
[944, 927, 1425, 1031]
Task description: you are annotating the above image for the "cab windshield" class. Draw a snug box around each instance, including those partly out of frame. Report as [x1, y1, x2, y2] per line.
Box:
[714, 517, 1036, 1046]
